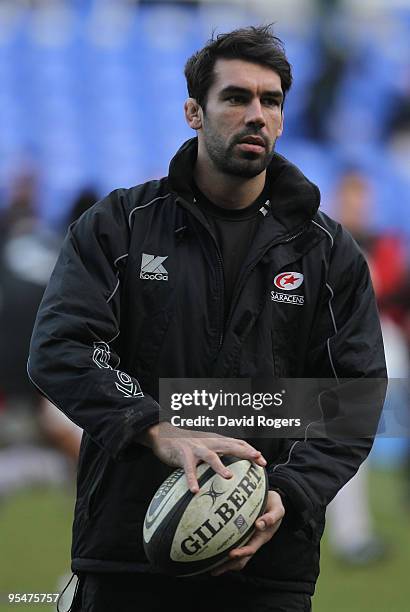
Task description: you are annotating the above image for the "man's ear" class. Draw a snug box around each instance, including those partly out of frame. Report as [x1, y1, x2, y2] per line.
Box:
[184, 98, 203, 130]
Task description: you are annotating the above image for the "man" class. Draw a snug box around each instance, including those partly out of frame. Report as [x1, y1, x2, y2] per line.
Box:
[28, 26, 386, 612]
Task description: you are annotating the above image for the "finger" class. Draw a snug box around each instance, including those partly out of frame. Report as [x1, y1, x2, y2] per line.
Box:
[181, 453, 199, 493]
[194, 447, 233, 479]
[253, 454, 267, 467]
[211, 556, 252, 576]
[259, 506, 283, 528]
[256, 513, 283, 533]
[258, 494, 285, 526]
[208, 438, 267, 466]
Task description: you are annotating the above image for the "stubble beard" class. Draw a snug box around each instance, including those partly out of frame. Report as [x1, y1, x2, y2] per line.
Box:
[202, 123, 276, 178]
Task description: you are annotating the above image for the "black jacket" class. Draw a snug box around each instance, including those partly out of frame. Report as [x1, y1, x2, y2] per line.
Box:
[28, 138, 386, 595]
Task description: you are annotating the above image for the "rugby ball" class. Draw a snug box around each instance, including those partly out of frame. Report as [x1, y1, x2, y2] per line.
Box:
[143, 456, 268, 576]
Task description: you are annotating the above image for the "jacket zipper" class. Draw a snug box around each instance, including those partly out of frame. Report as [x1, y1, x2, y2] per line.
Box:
[189, 197, 225, 351]
[216, 249, 224, 349]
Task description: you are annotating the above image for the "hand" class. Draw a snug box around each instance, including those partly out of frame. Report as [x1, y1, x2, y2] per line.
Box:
[139, 421, 267, 493]
[211, 490, 285, 576]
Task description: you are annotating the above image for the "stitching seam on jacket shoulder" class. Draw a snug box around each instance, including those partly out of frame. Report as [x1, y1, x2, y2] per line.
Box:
[311, 219, 334, 247]
[106, 254, 129, 304]
[128, 193, 170, 228]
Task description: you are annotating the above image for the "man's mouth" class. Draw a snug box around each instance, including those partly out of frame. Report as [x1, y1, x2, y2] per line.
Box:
[236, 135, 266, 154]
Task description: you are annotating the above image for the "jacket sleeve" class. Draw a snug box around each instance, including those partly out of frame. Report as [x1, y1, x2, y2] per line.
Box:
[268, 224, 387, 529]
[28, 189, 164, 461]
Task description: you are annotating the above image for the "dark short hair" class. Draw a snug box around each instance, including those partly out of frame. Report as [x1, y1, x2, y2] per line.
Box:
[184, 25, 292, 110]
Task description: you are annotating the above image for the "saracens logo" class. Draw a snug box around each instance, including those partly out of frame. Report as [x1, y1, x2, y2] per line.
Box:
[273, 271, 304, 291]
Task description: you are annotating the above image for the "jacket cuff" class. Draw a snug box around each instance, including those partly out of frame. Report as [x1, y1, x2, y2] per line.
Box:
[109, 395, 169, 461]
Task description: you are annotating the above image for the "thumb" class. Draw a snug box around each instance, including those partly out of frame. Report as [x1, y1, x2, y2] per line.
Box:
[256, 506, 284, 531]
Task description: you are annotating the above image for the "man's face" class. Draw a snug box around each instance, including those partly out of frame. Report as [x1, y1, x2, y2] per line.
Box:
[198, 58, 284, 178]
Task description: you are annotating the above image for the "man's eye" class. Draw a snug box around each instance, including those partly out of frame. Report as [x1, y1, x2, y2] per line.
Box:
[227, 96, 245, 104]
[263, 98, 280, 107]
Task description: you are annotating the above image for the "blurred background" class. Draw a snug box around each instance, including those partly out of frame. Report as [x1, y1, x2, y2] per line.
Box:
[0, 0, 409, 610]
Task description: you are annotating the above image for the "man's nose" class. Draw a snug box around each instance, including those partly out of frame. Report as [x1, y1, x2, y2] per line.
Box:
[245, 99, 265, 128]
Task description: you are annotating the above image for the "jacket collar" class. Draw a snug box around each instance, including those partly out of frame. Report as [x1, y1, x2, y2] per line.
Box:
[168, 137, 321, 231]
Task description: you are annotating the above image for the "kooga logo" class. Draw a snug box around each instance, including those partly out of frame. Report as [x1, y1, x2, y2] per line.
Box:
[140, 253, 168, 281]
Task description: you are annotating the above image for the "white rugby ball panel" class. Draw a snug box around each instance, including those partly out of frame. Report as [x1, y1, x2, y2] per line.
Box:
[171, 460, 266, 563]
